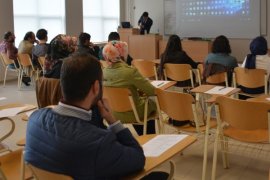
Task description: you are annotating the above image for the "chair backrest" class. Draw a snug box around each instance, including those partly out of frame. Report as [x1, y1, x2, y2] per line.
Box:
[27, 164, 72, 180]
[132, 59, 157, 79]
[17, 53, 33, 68]
[103, 86, 133, 112]
[206, 72, 228, 87]
[35, 78, 62, 108]
[163, 64, 193, 87]
[155, 88, 195, 121]
[0, 149, 33, 180]
[0, 53, 14, 66]
[216, 96, 270, 131]
[38, 56, 45, 68]
[233, 67, 267, 88]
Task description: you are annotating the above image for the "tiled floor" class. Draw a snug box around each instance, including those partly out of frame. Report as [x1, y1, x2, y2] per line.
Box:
[0, 80, 269, 180]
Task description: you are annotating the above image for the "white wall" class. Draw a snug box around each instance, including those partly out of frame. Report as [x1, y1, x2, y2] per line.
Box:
[128, 0, 270, 62]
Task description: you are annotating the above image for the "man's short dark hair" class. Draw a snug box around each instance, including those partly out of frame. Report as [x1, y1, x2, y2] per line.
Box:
[78, 32, 91, 46]
[142, 12, 149, 17]
[24, 31, 34, 41]
[4, 31, 12, 40]
[36, 29, 47, 40]
[108, 32, 120, 41]
[60, 53, 102, 102]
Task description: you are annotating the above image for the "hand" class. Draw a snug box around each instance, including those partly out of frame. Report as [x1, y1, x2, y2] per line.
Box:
[97, 99, 117, 125]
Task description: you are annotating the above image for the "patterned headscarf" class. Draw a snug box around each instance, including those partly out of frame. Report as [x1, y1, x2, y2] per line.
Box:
[245, 36, 268, 69]
[102, 41, 128, 65]
[45, 34, 77, 73]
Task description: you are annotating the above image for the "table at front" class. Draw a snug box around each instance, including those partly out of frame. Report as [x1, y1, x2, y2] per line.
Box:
[190, 85, 240, 180]
[125, 134, 196, 179]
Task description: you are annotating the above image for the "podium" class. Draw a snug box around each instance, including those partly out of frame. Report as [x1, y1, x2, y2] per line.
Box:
[159, 39, 212, 63]
[129, 34, 162, 60]
[118, 28, 139, 44]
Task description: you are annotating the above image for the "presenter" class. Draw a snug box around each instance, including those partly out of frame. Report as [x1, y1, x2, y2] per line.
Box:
[138, 12, 153, 35]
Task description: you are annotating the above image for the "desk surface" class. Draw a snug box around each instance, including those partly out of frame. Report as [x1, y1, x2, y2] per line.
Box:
[191, 85, 240, 103]
[156, 81, 176, 90]
[127, 134, 196, 179]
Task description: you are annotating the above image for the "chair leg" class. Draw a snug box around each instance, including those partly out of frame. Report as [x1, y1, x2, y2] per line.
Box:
[20, 151, 25, 180]
[211, 128, 220, 180]
[143, 99, 149, 135]
[3, 67, 8, 87]
[167, 160, 176, 180]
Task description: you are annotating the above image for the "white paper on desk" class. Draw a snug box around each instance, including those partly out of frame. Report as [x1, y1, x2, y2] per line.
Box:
[205, 86, 235, 95]
[142, 135, 188, 157]
[151, 81, 171, 88]
[0, 97, 7, 101]
[0, 107, 27, 118]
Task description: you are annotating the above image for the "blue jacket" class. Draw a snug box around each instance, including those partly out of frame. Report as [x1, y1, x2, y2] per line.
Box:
[25, 108, 145, 180]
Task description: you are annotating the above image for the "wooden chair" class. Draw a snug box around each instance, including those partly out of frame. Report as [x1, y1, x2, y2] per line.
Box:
[163, 64, 195, 89]
[233, 67, 268, 97]
[155, 88, 216, 134]
[17, 53, 41, 89]
[103, 86, 157, 135]
[0, 149, 32, 180]
[196, 63, 203, 85]
[35, 78, 62, 108]
[0, 117, 15, 154]
[38, 56, 45, 75]
[0, 53, 21, 87]
[27, 163, 72, 180]
[206, 72, 228, 87]
[132, 59, 158, 80]
[211, 96, 270, 180]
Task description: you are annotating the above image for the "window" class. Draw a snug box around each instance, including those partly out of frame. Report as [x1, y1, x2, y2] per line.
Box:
[83, 0, 120, 42]
[13, 0, 65, 46]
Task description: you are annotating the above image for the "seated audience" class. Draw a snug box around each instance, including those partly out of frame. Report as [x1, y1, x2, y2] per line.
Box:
[32, 29, 49, 69]
[99, 31, 133, 65]
[0, 31, 30, 86]
[18, 31, 37, 56]
[103, 41, 156, 135]
[204, 35, 238, 84]
[25, 53, 145, 179]
[44, 34, 77, 79]
[158, 34, 200, 86]
[76, 32, 100, 59]
[241, 36, 270, 94]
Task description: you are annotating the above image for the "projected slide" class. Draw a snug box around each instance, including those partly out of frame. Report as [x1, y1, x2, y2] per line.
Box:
[165, 0, 261, 38]
[182, 0, 250, 17]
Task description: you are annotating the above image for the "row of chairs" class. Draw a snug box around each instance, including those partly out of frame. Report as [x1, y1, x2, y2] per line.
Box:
[0, 53, 45, 89]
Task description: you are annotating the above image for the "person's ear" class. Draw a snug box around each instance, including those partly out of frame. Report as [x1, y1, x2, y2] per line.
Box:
[92, 80, 100, 96]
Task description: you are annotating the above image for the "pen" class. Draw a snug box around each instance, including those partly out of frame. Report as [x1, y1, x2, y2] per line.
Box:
[218, 87, 226, 91]
[157, 82, 164, 86]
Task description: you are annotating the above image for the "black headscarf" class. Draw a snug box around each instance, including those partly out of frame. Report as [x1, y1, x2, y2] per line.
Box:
[245, 36, 268, 69]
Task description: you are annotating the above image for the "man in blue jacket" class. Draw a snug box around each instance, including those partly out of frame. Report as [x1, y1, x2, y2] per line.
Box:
[24, 53, 145, 179]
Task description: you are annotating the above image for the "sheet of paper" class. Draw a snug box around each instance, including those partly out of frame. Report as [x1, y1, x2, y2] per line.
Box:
[142, 134, 188, 157]
[0, 106, 27, 118]
[205, 86, 235, 95]
[266, 98, 270, 101]
[151, 81, 172, 88]
[0, 97, 7, 101]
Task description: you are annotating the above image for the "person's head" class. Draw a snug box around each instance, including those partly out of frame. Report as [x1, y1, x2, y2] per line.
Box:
[249, 36, 268, 55]
[245, 36, 268, 69]
[102, 41, 128, 65]
[108, 32, 120, 42]
[47, 34, 77, 60]
[164, 35, 182, 54]
[23, 31, 36, 44]
[212, 35, 231, 54]
[4, 31, 15, 43]
[36, 29, 48, 41]
[60, 53, 102, 108]
[142, 12, 149, 18]
[78, 32, 91, 46]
